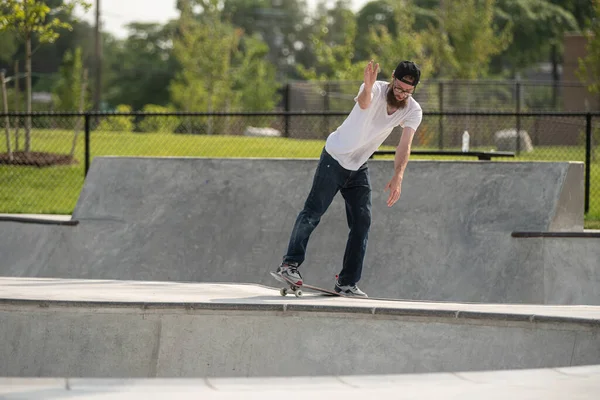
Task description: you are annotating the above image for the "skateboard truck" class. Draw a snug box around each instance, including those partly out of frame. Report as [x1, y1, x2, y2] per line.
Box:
[280, 284, 303, 297]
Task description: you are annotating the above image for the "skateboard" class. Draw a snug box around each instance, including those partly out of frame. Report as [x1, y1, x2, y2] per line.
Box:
[269, 271, 342, 297]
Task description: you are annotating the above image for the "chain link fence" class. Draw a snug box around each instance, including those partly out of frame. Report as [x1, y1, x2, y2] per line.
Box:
[285, 79, 597, 112]
[0, 111, 598, 220]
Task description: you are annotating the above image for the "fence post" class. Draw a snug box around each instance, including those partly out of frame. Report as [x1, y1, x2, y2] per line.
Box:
[84, 113, 90, 177]
[323, 82, 330, 137]
[284, 83, 291, 138]
[438, 81, 444, 150]
[585, 113, 592, 214]
[516, 81, 521, 155]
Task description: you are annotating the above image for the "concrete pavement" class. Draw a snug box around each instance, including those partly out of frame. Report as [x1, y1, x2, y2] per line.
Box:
[2, 365, 600, 399]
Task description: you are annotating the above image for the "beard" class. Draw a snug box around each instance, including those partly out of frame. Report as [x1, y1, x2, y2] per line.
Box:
[387, 85, 408, 109]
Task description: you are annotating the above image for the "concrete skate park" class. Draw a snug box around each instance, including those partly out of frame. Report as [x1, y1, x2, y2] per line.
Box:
[1, 156, 599, 398]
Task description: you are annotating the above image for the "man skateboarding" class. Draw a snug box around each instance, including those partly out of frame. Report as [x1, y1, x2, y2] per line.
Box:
[274, 60, 423, 297]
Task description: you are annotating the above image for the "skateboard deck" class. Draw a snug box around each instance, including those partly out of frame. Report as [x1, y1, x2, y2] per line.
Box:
[269, 271, 342, 297]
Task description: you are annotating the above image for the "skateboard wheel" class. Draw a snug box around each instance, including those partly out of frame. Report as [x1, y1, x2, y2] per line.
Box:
[280, 288, 288, 296]
[295, 290, 303, 297]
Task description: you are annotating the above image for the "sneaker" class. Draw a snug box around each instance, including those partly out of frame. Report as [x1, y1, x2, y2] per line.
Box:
[275, 262, 303, 286]
[335, 280, 368, 297]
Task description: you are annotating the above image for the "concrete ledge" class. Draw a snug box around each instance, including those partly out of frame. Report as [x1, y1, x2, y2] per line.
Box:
[0, 214, 78, 226]
[513, 231, 600, 238]
[1, 279, 600, 326]
[2, 297, 599, 327]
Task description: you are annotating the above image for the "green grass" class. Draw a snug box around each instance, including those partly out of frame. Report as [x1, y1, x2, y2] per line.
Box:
[1, 129, 598, 227]
[2, 129, 329, 158]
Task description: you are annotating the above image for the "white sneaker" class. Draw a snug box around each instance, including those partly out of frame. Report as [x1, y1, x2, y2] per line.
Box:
[334, 280, 368, 297]
[275, 262, 303, 286]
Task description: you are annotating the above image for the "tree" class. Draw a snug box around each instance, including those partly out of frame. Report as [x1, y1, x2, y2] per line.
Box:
[0, 0, 91, 153]
[235, 35, 281, 111]
[576, 0, 600, 96]
[53, 46, 88, 158]
[0, 31, 18, 65]
[53, 47, 87, 111]
[170, 0, 242, 133]
[105, 22, 179, 110]
[424, 0, 512, 79]
[297, 0, 364, 80]
[222, 0, 310, 79]
[364, 1, 434, 80]
[549, 0, 596, 29]
[0, 2, 17, 66]
[354, 0, 396, 62]
[494, 0, 578, 76]
[1, 71, 13, 161]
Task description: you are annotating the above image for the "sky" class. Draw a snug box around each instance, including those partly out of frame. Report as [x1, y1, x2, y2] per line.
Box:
[78, 0, 372, 39]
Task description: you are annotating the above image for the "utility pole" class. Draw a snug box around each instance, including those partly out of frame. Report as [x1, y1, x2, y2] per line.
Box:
[93, 0, 102, 111]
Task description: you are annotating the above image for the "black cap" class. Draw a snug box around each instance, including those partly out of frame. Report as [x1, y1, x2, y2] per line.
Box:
[394, 61, 421, 86]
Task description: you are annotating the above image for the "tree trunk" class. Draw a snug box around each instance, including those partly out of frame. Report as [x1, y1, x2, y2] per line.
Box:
[25, 32, 32, 153]
[70, 69, 88, 158]
[94, 0, 102, 112]
[551, 43, 559, 110]
[1, 71, 13, 161]
[14, 60, 20, 152]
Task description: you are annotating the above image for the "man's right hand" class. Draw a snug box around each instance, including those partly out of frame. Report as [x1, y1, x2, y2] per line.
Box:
[357, 60, 379, 109]
[364, 60, 379, 90]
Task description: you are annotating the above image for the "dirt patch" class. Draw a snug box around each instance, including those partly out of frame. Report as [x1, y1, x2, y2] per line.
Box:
[0, 152, 78, 167]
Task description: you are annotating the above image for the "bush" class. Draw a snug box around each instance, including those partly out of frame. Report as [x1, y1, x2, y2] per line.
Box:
[138, 104, 179, 133]
[97, 105, 134, 132]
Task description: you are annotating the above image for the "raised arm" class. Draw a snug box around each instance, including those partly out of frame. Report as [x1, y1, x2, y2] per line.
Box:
[357, 60, 379, 109]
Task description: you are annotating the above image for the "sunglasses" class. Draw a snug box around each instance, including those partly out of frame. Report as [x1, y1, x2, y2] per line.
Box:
[392, 78, 414, 96]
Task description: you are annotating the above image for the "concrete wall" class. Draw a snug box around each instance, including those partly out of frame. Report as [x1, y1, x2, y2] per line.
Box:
[1, 303, 598, 378]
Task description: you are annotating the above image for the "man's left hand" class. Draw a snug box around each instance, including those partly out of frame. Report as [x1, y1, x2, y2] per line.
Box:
[384, 176, 403, 207]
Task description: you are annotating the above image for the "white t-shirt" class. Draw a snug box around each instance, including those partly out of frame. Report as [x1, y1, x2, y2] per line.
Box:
[325, 80, 422, 171]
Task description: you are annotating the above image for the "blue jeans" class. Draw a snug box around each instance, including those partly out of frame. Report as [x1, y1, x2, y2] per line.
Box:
[284, 148, 372, 286]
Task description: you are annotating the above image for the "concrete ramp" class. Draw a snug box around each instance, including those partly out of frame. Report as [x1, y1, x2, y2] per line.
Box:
[0, 157, 589, 303]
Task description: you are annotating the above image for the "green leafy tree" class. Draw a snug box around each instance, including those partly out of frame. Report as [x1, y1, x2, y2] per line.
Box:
[53, 46, 89, 158]
[0, 31, 18, 64]
[235, 35, 281, 111]
[364, 1, 434, 80]
[0, 0, 91, 152]
[222, 0, 310, 79]
[170, 0, 242, 133]
[424, 0, 512, 79]
[53, 47, 87, 111]
[105, 22, 179, 110]
[574, 0, 600, 158]
[354, 1, 396, 62]
[576, 0, 600, 96]
[0, 2, 17, 65]
[171, 0, 241, 112]
[297, 0, 364, 80]
[549, 0, 596, 29]
[494, 0, 578, 75]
